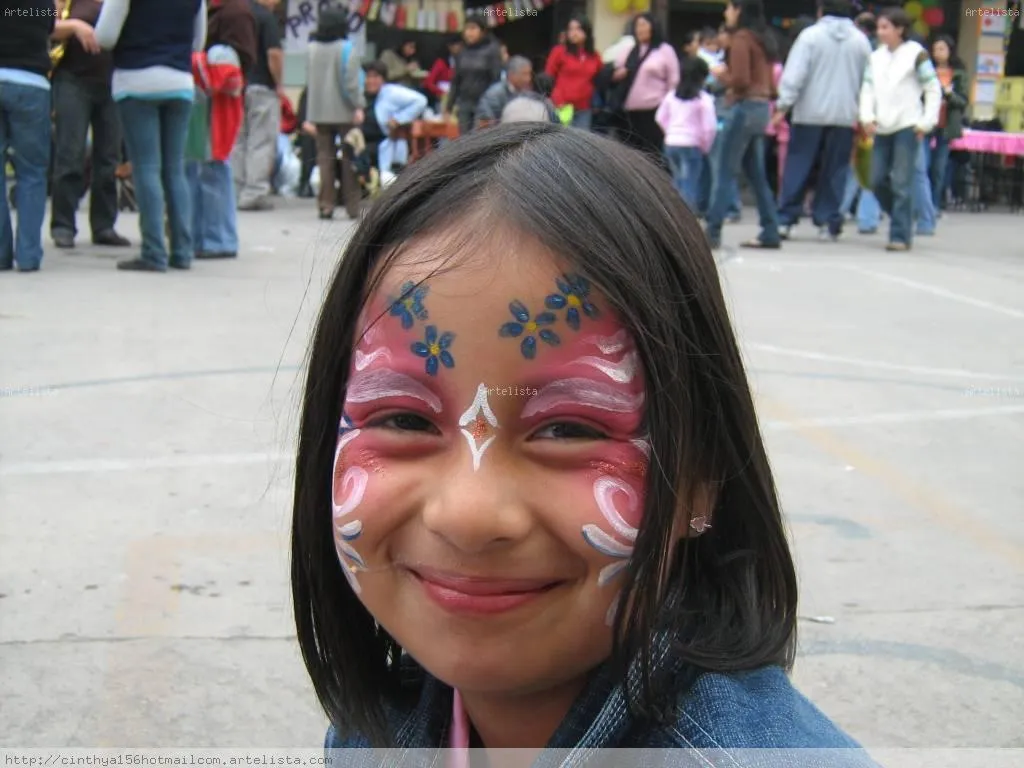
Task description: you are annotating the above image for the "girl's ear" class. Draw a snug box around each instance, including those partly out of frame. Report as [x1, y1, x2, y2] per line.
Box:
[672, 482, 716, 540]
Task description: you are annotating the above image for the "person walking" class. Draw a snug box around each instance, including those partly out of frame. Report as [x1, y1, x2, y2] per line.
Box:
[858, 7, 941, 251]
[50, 0, 133, 251]
[232, 0, 282, 211]
[0, 0, 60, 271]
[446, 18, 503, 136]
[545, 15, 602, 130]
[772, 0, 871, 241]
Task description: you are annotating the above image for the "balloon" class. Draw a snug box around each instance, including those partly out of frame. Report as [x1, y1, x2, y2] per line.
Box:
[632, 0, 651, 11]
[913, 19, 930, 37]
[923, 7, 944, 26]
[610, 0, 630, 12]
[904, 1, 923, 19]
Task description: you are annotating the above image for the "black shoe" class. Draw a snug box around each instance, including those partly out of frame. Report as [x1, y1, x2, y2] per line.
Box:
[93, 230, 131, 247]
[53, 233, 75, 248]
[169, 259, 192, 270]
[194, 251, 236, 259]
[116, 257, 166, 272]
[238, 199, 274, 211]
[318, 209, 334, 220]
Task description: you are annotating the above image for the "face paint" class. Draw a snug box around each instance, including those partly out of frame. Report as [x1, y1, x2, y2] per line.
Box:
[498, 274, 603, 360]
[521, 378, 645, 419]
[346, 368, 444, 413]
[582, 330, 629, 355]
[565, 349, 639, 384]
[332, 416, 369, 593]
[458, 383, 499, 471]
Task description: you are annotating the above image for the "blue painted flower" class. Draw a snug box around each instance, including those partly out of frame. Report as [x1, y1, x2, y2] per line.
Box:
[544, 274, 600, 331]
[389, 281, 429, 329]
[411, 325, 455, 376]
[499, 300, 560, 359]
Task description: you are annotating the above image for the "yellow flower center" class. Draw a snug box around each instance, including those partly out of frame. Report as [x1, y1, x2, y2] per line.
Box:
[567, 294, 582, 308]
[524, 321, 538, 333]
[428, 343, 441, 356]
[403, 298, 416, 310]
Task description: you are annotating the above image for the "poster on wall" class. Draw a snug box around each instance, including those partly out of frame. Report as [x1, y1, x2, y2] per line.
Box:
[283, 0, 366, 55]
[974, 79, 997, 105]
[980, 12, 1007, 35]
[977, 52, 1005, 76]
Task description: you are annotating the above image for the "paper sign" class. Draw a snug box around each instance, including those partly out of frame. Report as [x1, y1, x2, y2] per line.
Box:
[981, 13, 1006, 35]
[977, 52, 1005, 77]
[284, 0, 367, 54]
[974, 79, 997, 104]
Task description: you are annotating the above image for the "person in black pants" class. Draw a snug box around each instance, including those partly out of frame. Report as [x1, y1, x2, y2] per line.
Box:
[49, 0, 130, 249]
[295, 88, 317, 198]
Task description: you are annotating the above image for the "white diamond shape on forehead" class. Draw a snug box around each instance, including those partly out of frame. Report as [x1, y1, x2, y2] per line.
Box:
[458, 383, 499, 472]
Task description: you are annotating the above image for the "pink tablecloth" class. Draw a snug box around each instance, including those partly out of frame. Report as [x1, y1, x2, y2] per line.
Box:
[949, 129, 1024, 157]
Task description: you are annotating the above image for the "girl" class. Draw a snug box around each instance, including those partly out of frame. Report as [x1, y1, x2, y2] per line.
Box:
[927, 35, 968, 212]
[859, 7, 941, 251]
[705, 0, 782, 250]
[94, 0, 207, 272]
[446, 18, 503, 137]
[545, 15, 603, 131]
[612, 13, 680, 161]
[292, 123, 869, 758]
[656, 56, 716, 210]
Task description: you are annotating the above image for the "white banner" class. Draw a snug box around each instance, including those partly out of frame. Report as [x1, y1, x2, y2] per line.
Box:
[283, 0, 367, 56]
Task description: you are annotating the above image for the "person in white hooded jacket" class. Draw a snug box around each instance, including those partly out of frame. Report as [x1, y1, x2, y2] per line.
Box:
[858, 6, 940, 252]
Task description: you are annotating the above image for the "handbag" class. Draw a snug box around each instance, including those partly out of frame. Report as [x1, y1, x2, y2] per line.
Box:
[607, 44, 653, 115]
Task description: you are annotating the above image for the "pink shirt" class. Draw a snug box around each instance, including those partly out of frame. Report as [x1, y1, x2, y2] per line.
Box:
[616, 42, 681, 111]
[765, 63, 790, 142]
[655, 91, 717, 153]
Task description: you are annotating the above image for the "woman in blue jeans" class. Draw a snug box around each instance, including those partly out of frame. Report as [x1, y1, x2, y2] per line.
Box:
[96, 0, 207, 272]
[704, 0, 781, 249]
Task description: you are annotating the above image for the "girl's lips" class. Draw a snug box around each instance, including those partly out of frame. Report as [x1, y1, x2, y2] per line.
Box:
[407, 567, 564, 615]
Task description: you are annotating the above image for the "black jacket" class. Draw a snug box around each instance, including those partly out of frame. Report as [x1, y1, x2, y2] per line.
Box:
[450, 38, 503, 108]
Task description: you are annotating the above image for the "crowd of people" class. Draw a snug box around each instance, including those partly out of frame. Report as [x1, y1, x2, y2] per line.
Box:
[0, 0, 974, 272]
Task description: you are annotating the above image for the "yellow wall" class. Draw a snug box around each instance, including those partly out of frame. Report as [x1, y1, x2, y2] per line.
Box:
[589, 0, 635, 52]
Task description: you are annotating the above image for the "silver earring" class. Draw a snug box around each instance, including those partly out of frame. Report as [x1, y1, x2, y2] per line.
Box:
[689, 516, 711, 533]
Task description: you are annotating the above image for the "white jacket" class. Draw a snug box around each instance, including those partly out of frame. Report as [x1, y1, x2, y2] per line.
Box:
[859, 40, 941, 135]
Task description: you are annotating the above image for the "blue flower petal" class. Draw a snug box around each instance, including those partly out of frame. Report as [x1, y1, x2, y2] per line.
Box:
[555, 277, 571, 295]
[535, 312, 556, 325]
[439, 350, 455, 369]
[398, 281, 416, 297]
[545, 294, 567, 309]
[509, 300, 530, 323]
[399, 309, 414, 329]
[412, 285, 428, 302]
[569, 275, 590, 295]
[413, 305, 429, 321]
[521, 336, 537, 359]
[582, 301, 600, 319]
[499, 322, 524, 337]
[425, 325, 437, 345]
[566, 307, 581, 330]
[411, 342, 431, 357]
[425, 356, 439, 376]
[438, 331, 455, 349]
[539, 329, 561, 346]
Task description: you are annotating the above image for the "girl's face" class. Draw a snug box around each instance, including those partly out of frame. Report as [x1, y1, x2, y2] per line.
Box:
[634, 17, 652, 44]
[567, 20, 585, 47]
[683, 36, 700, 57]
[463, 23, 482, 45]
[332, 233, 649, 696]
[932, 40, 950, 65]
[877, 17, 901, 48]
[724, 3, 740, 28]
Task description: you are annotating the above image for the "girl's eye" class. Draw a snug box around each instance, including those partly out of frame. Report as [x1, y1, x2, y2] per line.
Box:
[532, 422, 607, 441]
[372, 413, 440, 434]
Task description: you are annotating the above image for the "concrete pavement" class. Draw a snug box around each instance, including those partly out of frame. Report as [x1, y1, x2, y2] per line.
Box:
[1, 198, 1022, 748]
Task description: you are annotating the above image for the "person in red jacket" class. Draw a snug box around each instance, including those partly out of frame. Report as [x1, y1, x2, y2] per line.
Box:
[423, 35, 462, 112]
[544, 15, 602, 130]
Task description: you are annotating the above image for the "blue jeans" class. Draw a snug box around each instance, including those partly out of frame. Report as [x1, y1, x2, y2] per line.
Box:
[913, 139, 936, 235]
[0, 81, 51, 270]
[117, 97, 193, 268]
[187, 159, 237, 255]
[706, 100, 779, 245]
[857, 188, 881, 232]
[777, 124, 854, 235]
[926, 130, 951, 209]
[699, 140, 740, 218]
[841, 167, 859, 216]
[871, 128, 918, 246]
[664, 145, 704, 211]
[570, 109, 592, 130]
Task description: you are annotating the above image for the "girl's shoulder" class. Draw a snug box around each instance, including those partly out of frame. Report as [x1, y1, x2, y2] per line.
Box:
[650, 666, 863, 752]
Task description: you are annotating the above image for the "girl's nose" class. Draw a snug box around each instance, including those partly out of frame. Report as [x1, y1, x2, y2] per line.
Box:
[420, 449, 533, 555]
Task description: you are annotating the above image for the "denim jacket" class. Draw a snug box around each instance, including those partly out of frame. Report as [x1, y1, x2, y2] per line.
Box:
[323, 638, 875, 767]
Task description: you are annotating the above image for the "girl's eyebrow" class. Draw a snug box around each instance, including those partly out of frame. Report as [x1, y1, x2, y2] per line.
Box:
[345, 368, 444, 413]
[520, 378, 645, 418]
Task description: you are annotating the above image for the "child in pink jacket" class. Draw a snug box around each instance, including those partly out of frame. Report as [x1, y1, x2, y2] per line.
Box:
[655, 56, 717, 211]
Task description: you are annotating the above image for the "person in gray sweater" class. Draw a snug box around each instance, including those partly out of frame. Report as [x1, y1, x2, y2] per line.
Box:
[771, 0, 870, 241]
[306, 6, 365, 220]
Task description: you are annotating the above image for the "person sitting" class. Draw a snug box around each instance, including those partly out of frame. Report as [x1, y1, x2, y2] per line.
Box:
[363, 60, 428, 185]
[501, 72, 560, 124]
[380, 38, 422, 89]
[475, 55, 534, 128]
